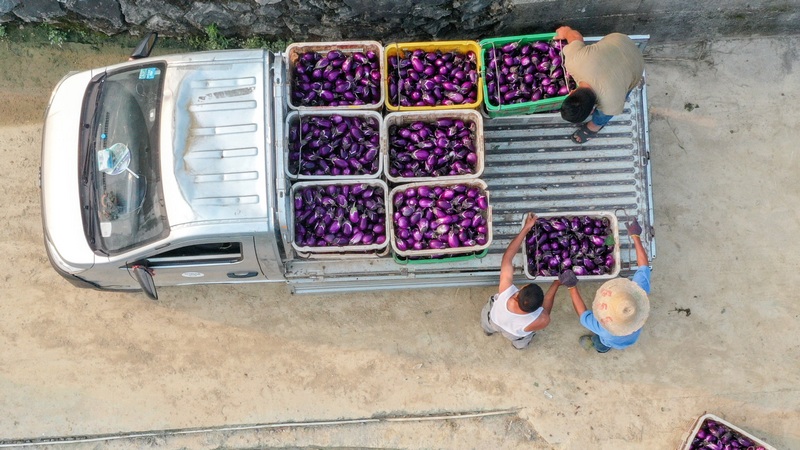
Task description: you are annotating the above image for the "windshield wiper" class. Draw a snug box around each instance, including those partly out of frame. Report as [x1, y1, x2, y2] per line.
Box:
[80, 72, 108, 255]
[81, 72, 106, 186]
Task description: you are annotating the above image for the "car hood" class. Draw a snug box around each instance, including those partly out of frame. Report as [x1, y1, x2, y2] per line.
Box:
[40, 70, 97, 270]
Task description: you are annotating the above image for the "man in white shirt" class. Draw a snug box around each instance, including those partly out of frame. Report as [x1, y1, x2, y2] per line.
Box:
[481, 213, 559, 349]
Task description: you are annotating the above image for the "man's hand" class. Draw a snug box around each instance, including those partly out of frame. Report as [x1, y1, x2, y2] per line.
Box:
[555, 26, 572, 40]
[522, 212, 538, 232]
[555, 26, 583, 44]
[559, 269, 578, 288]
[626, 218, 643, 237]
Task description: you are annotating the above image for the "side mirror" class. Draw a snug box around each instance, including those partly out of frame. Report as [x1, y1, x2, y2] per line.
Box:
[129, 32, 158, 60]
[131, 264, 158, 300]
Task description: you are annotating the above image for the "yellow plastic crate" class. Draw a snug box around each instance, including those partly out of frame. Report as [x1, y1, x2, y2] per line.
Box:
[384, 40, 483, 111]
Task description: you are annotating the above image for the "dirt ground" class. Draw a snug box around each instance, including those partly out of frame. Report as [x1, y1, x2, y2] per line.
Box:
[0, 34, 799, 450]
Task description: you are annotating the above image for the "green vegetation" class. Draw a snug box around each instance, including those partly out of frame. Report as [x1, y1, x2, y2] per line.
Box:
[0, 22, 289, 53]
[2, 22, 127, 47]
[187, 23, 230, 50]
[45, 24, 66, 47]
[187, 23, 291, 51]
[242, 36, 292, 52]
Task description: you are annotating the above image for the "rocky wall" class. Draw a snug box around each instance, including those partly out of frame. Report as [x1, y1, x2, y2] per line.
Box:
[0, 0, 797, 43]
[0, 0, 514, 41]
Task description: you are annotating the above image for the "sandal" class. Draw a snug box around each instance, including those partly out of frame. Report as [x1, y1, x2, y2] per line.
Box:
[579, 334, 595, 351]
[570, 124, 603, 144]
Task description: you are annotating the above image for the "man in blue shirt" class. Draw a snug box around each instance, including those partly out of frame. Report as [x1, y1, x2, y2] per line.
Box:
[558, 219, 651, 352]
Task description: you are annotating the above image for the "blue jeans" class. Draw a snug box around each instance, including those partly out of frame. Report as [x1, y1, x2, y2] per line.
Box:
[592, 334, 611, 353]
[591, 108, 614, 127]
[590, 90, 632, 127]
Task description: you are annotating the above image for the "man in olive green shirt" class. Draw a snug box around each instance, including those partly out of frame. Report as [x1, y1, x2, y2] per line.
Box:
[556, 26, 644, 143]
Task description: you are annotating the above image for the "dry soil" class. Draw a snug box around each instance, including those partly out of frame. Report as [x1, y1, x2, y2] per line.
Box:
[0, 35, 798, 450]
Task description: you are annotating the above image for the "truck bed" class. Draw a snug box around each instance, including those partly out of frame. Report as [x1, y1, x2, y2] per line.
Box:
[283, 80, 654, 294]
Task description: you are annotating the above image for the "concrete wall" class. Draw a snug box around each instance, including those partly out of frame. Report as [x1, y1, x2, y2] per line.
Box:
[0, 0, 798, 42]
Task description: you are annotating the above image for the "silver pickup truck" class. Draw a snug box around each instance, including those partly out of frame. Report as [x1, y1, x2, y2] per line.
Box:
[40, 34, 654, 299]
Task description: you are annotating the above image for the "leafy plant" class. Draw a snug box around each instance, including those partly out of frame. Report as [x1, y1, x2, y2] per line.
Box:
[187, 23, 231, 50]
[241, 35, 266, 49]
[44, 25, 66, 47]
[0, 25, 7, 40]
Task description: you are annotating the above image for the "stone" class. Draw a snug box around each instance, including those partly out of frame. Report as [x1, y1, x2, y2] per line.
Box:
[144, 13, 190, 34]
[255, 5, 282, 19]
[185, 2, 239, 31]
[12, 0, 65, 22]
[61, 0, 124, 30]
[224, 2, 252, 13]
[119, 0, 185, 25]
[0, 0, 21, 16]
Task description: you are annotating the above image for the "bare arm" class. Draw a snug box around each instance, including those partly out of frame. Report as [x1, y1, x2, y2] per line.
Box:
[568, 286, 588, 317]
[499, 213, 537, 293]
[555, 26, 584, 44]
[626, 219, 649, 267]
[631, 235, 649, 267]
[541, 280, 560, 315]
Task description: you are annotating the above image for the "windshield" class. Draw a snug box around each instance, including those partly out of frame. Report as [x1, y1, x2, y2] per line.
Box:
[79, 64, 169, 255]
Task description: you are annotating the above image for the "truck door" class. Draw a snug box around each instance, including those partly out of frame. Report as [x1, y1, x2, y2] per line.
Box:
[128, 237, 264, 287]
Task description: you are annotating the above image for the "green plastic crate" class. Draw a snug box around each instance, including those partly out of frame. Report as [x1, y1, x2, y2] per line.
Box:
[393, 248, 488, 265]
[479, 33, 572, 118]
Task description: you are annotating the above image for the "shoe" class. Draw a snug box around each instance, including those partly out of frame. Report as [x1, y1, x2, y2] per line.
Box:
[571, 124, 604, 144]
[579, 334, 595, 351]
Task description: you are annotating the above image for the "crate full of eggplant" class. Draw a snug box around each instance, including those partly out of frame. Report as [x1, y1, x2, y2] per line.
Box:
[284, 110, 382, 180]
[382, 109, 484, 183]
[291, 180, 389, 255]
[679, 413, 775, 450]
[384, 40, 482, 111]
[286, 40, 385, 111]
[389, 180, 492, 258]
[523, 211, 620, 281]
[479, 33, 577, 117]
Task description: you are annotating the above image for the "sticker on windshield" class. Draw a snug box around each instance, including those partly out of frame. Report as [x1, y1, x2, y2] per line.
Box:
[100, 221, 112, 237]
[138, 67, 160, 80]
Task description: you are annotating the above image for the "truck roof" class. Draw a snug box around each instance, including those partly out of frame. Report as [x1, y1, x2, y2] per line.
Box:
[161, 49, 273, 228]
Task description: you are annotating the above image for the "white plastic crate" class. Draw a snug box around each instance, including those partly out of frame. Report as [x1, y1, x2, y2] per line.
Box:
[290, 179, 389, 255]
[678, 413, 776, 450]
[382, 109, 484, 184]
[522, 211, 621, 281]
[388, 179, 492, 258]
[284, 110, 383, 180]
[286, 40, 385, 111]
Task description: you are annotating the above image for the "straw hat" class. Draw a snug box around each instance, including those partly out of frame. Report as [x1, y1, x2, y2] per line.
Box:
[592, 278, 650, 336]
